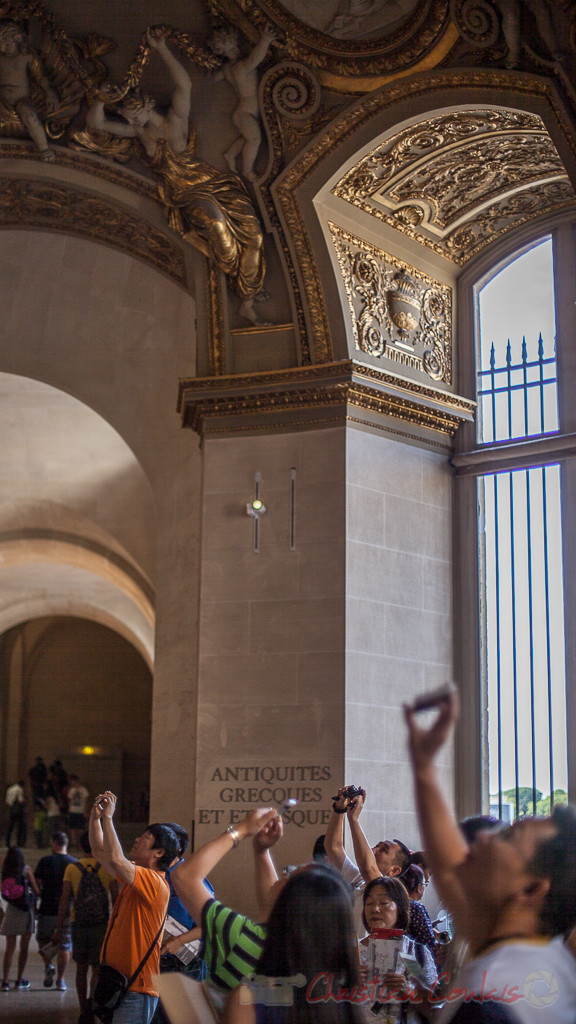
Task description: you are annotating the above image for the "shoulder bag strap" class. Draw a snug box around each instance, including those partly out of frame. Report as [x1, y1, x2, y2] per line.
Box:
[125, 911, 167, 988]
[100, 890, 167, 987]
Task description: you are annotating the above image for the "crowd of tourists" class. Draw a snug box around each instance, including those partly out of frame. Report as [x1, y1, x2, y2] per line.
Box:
[1, 691, 575, 1024]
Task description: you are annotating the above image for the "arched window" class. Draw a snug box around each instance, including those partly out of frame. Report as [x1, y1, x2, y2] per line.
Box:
[453, 222, 576, 820]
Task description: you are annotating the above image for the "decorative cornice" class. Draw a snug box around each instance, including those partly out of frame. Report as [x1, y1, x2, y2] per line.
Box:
[178, 360, 475, 445]
[0, 176, 186, 285]
[0, 140, 158, 200]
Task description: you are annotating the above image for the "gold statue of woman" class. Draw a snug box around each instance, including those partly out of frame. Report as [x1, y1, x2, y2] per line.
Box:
[86, 27, 265, 323]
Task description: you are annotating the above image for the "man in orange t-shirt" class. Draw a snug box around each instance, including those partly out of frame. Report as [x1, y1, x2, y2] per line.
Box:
[89, 791, 179, 1024]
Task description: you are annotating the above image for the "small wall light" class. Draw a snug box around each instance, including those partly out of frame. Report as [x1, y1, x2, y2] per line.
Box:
[246, 498, 267, 518]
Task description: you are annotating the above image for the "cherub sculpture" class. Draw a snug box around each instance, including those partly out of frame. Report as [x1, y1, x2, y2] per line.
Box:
[85, 27, 265, 324]
[0, 18, 57, 160]
[208, 23, 275, 182]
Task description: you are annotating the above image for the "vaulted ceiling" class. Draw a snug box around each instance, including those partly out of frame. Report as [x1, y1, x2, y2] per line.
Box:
[333, 107, 576, 265]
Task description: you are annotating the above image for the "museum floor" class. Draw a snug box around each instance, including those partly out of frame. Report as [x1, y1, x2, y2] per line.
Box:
[0, 929, 81, 1024]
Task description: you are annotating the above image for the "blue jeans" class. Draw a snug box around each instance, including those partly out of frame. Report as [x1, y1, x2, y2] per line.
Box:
[110, 992, 157, 1024]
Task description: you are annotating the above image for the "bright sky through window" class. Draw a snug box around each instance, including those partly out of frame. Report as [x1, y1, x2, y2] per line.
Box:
[476, 238, 567, 817]
[478, 238, 558, 443]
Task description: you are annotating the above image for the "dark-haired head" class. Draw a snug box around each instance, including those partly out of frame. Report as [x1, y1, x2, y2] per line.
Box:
[259, 863, 362, 1022]
[362, 876, 410, 933]
[161, 822, 189, 860]
[460, 815, 503, 844]
[80, 831, 92, 856]
[146, 823, 180, 870]
[312, 834, 327, 861]
[531, 803, 576, 937]
[2, 846, 24, 881]
[52, 831, 68, 848]
[410, 850, 428, 872]
[401, 862, 426, 897]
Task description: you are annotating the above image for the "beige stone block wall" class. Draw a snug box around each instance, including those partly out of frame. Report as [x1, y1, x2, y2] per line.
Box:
[195, 428, 347, 913]
[344, 428, 454, 854]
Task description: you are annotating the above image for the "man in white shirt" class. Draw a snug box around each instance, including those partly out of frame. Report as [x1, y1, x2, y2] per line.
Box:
[404, 690, 576, 1023]
[324, 785, 411, 936]
[5, 779, 26, 846]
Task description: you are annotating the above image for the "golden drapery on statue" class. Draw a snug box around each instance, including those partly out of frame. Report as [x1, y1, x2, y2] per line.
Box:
[151, 135, 265, 301]
[78, 26, 267, 321]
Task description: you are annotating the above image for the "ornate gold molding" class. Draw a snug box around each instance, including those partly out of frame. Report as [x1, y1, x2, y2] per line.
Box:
[178, 360, 475, 446]
[207, 0, 450, 83]
[332, 108, 576, 264]
[257, 61, 325, 365]
[271, 71, 576, 365]
[207, 261, 227, 376]
[329, 223, 452, 384]
[0, 177, 186, 284]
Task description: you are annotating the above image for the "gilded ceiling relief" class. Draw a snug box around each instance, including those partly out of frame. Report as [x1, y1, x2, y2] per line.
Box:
[333, 109, 576, 265]
[207, 0, 449, 79]
[329, 223, 452, 385]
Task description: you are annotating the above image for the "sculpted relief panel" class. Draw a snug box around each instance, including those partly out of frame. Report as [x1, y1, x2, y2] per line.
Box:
[333, 109, 576, 265]
[329, 223, 452, 385]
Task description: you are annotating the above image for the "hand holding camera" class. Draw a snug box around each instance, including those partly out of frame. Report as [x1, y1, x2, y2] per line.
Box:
[331, 784, 365, 814]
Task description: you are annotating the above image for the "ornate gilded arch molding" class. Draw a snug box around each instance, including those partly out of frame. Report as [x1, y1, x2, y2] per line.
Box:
[207, 0, 452, 89]
[0, 149, 187, 285]
[273, 69, 576, 368]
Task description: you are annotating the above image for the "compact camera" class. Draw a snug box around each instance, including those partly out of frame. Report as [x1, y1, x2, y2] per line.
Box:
[341, 785, 363, 800]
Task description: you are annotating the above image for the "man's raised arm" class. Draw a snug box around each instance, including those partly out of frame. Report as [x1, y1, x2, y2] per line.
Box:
[347, 790, 380, 883]
[404, 691, 469, 928]
[89, 791, 135, 886]
[324, 786, 350, 869]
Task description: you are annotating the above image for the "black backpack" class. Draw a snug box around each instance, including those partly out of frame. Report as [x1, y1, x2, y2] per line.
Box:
[74, 862, 109, 926]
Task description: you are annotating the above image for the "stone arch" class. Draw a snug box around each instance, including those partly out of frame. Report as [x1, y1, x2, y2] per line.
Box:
[0, 371, 157, 799]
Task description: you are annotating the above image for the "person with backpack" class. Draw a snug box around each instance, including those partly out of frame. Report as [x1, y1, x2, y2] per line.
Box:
[55, 830, 118, 1024]
[35, 830, 77, 992]
[0, 846, 40, 990]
